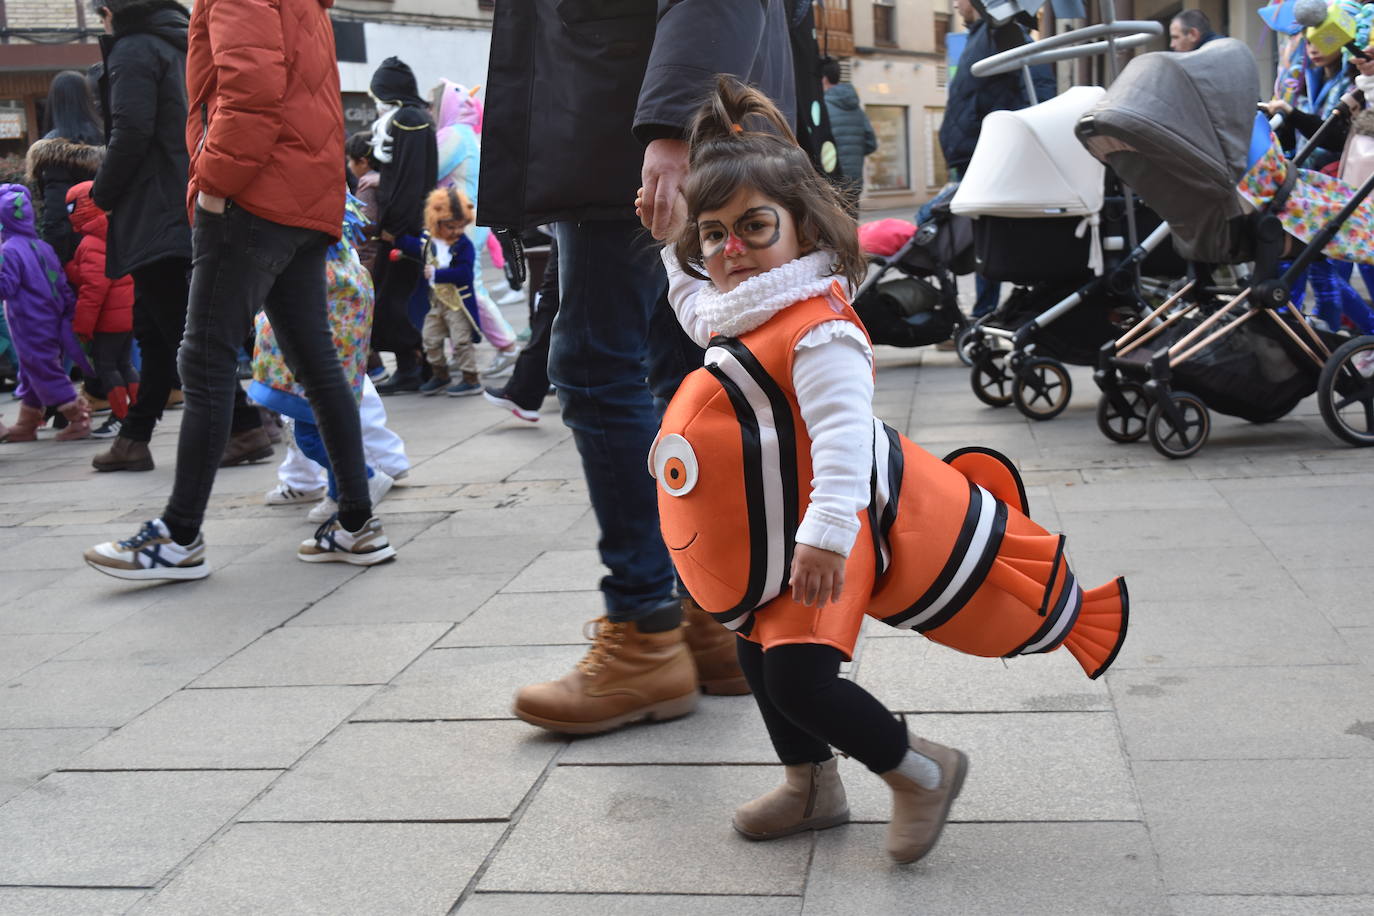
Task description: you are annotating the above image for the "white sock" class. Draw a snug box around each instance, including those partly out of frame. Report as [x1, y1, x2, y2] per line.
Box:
[896, 748, 942, 790]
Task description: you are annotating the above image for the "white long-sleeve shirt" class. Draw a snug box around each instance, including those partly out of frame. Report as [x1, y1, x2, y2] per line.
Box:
[663, 248, 874, 556]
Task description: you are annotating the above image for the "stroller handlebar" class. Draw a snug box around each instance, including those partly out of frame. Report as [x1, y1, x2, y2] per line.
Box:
[971, 21, 1163, 78]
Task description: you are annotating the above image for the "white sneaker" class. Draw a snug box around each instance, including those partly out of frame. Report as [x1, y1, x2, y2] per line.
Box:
[368, 468, 394, 507]
[481, 347, 520, 378]
[84, 519, 211, 581]
[298, 516, 396, 566]
[265, 482, 326, 506]
[307, 496, 338, 523]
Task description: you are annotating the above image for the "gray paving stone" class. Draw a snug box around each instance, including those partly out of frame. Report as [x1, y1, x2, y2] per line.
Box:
[437, 590, 605, 647]
[0, 770, 277, 886]
[425, 503, 589, 539]
[448, 478, 588, 509]
[854, 636, 1111, 712]
[1069, 544, 1302, 604]
[1045, 478, 1228, 513]
[479, 765, 812, 895]
[290, 572, 511, 625]
[244, 721, 557, 822]
[393, 532, 557, 574]
[0, 888, 145, 915]
[53, 595, 301, 664]
[0, 632, 87, 681]
[1342, 627, 1374, 668]
[137, 822, 504, 916]
[805, 823, 1166, 915]
[1289, 566, 1374, 628]
[503, 549, 606, 592]
[560, 695, 773, 764]
[1211, 480, 1374, 526]
[1106, 597, 1353, 670]
[1170, 896, 1374, 915]
[1254, 522, 1372, 569]
[836, 712, 1136, 823]
[1112, 665, 1374, 760]
[0, 583, 163, 636]
[1136, 759, 1374, 894]
[1056, 507, 1263, 551]
[70, 686, 374, 770]
[192, 622, 450, 687]
[353, 645, 585, 721]
[0, 658, 210, 729]
[460, 894, 801, 916]
[0, 728, 107, 805]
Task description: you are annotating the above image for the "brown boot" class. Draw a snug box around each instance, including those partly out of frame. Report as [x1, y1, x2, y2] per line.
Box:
[512, 617, 699, 735]
[0, 403, 44, 442]
[732, 757, 849, 840]
[54, 399, 91, 441]
[681, 596, 750, 695]
[219, 426, 274, 467]
[880, 734, 969, 865]
[92, 436, 154, 472]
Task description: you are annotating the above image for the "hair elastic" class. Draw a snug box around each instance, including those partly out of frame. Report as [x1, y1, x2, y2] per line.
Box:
[731, 122, 744, 133]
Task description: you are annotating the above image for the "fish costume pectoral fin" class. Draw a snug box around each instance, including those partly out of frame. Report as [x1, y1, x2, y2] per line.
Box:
[1061, 577, 1129, 680]
[944, 447, 1029, 515]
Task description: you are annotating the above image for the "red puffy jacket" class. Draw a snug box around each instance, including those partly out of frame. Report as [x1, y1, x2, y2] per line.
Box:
[64, 181, 135, 338]
[184, 0, 345, 238]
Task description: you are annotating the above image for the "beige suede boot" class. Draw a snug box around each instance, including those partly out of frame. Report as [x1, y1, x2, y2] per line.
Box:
[54, 398, 91, 441]
[732, 757, 850, 840]
[880, 734, 969, 864]
[512, 617, 699, 735]
[0, 403, 43, 442]
[681, 596, 750, 695]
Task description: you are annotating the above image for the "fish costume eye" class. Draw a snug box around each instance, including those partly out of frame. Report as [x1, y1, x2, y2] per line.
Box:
[651, 433, 699, 497]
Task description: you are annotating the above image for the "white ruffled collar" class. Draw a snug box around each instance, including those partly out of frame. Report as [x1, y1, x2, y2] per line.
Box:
[695, 251, 842, 338]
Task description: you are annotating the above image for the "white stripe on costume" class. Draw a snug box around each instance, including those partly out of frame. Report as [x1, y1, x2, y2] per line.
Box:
[898, 484, 998, 630]
[1021, 579, 1082, 654]
[871, 417, 893, 573]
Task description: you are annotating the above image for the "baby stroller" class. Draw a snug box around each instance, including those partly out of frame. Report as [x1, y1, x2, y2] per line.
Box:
[851, 189, 975, 350]
[951, 86, 1187, 420]
[1079, 38, 1374, 458]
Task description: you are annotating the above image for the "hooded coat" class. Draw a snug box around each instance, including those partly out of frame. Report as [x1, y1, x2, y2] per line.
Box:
[64, 181, 135, 338]
[185, 0, 347, 238]
[823, 82, 877, 190]
[0, 184, 86, 408]
[92, 0, 193, 278]
[369, 58, 438, 239]
[25, 136, 104, 263]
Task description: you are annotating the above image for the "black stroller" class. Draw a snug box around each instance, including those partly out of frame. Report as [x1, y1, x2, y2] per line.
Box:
[1078, 38, 1374, 457]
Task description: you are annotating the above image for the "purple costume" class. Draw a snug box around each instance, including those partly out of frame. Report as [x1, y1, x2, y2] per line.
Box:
[0, 183, 86, 409]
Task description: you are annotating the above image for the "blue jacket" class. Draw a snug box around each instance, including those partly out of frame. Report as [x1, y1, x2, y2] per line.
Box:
[824, 83, 878, 189]
[939, 19, 1058, 173]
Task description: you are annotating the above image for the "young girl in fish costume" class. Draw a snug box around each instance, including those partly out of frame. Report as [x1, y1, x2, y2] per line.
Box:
[648, 77, 1129, 866]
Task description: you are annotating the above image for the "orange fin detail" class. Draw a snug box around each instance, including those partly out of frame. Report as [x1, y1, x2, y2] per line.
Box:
[1062, 577, 1129, 680]
[944, 447, 1029, 514]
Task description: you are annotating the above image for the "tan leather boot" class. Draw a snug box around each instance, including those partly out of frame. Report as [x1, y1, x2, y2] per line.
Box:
[512, 618, 699, 735]
[54, 399, 91, 440]
[681, 596, 750, 695]
[732, 757, 849, 840]
[92, 436, 154, 472]
[0, 403, 44, 442]
[219, 426, 274, 466]
[880, 734, 969, 864]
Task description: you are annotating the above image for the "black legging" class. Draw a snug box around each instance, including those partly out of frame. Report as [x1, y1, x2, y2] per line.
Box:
[737, 638, 907, 774]
[369, 241, 422, 372]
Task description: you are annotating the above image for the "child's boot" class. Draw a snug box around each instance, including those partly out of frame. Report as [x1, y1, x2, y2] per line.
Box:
[418, 365, 450, 396]
[879, 734, 969, 865]
[1, 403, 45, 442]
[681, 596, 750, 695]
[447, 371, 481, 397]
[732, 757, 849, 840]
[55, 399, 91, 440]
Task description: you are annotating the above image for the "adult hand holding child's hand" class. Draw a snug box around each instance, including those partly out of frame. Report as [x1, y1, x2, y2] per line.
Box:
[640, 138, 689, 240]
[790, 544, 846, 608]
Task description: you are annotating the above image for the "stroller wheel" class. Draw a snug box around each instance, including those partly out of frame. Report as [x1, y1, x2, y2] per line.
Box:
[1146, 391, 1210, 459]
[1318, 334, 1374, 447]
[955, 324, 981, 367]
[1096, 383, 1148, 443]
[1012, 357, 1072, 421]
[971, 349, 1014, 407]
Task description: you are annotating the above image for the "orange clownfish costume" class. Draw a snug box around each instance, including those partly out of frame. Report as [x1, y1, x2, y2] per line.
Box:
[651, 287, 1128, 679]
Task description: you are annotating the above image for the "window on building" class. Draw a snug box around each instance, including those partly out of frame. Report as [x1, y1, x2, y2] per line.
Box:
[873, 0, 897, 47]
[925, 108, 948, 187]
[864, 104, 910, 191]
[934, 12, 950, 54]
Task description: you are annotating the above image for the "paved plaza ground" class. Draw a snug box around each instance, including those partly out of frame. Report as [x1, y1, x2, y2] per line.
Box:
[1, 326, 1372, 914]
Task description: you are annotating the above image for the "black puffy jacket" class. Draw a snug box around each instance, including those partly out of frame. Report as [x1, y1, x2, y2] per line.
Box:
[92, 0, 192, 277]
[25, 134, 103, 263]
[479, 0, 796, 230]
[824, 83, 877, 190]
[939, 19, 1057, 174]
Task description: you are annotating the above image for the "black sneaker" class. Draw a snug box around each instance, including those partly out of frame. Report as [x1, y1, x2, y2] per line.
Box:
[91, 416, 122, 439]
[376, 367, 423, 395]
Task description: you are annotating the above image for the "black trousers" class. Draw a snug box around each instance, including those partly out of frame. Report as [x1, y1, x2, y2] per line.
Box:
[162, 204, 368, 536]
[91, 331, 138, 393]
[370, 240, 422, 372]
[737, 638, 908, 774]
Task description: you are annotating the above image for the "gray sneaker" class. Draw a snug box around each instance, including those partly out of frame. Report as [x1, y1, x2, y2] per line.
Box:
[298, 516, 396, 566]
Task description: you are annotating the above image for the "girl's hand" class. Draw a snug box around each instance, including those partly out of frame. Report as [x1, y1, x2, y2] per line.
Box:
[790, 544, 846, 608]
[423, 265, 435, 280]
[1261, 98, 1292, 117]
[636, 185, 687, 242]
[1355, 48, 1374, 78]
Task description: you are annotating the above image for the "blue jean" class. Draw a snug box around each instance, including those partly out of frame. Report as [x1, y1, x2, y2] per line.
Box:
[548, 220, 703, 621]
[1306, 258, 1374, 334]
[973, 275, 1000, 318]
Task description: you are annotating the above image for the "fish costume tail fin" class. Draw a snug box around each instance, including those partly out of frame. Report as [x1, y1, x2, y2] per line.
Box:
[1062, 577, 1129, 680]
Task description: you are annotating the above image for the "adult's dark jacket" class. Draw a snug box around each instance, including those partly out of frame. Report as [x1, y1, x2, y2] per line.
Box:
[479, 0, 796, 230]
[91, 0, 192, 278]
[939, 18, 1057, 173]
[25, 133, 104, 263]
[370, 58, 437, 239]
[824, 82, 877, 189]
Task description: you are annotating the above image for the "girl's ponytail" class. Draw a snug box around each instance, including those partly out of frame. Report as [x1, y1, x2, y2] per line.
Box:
[686, 75, 798, 165]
